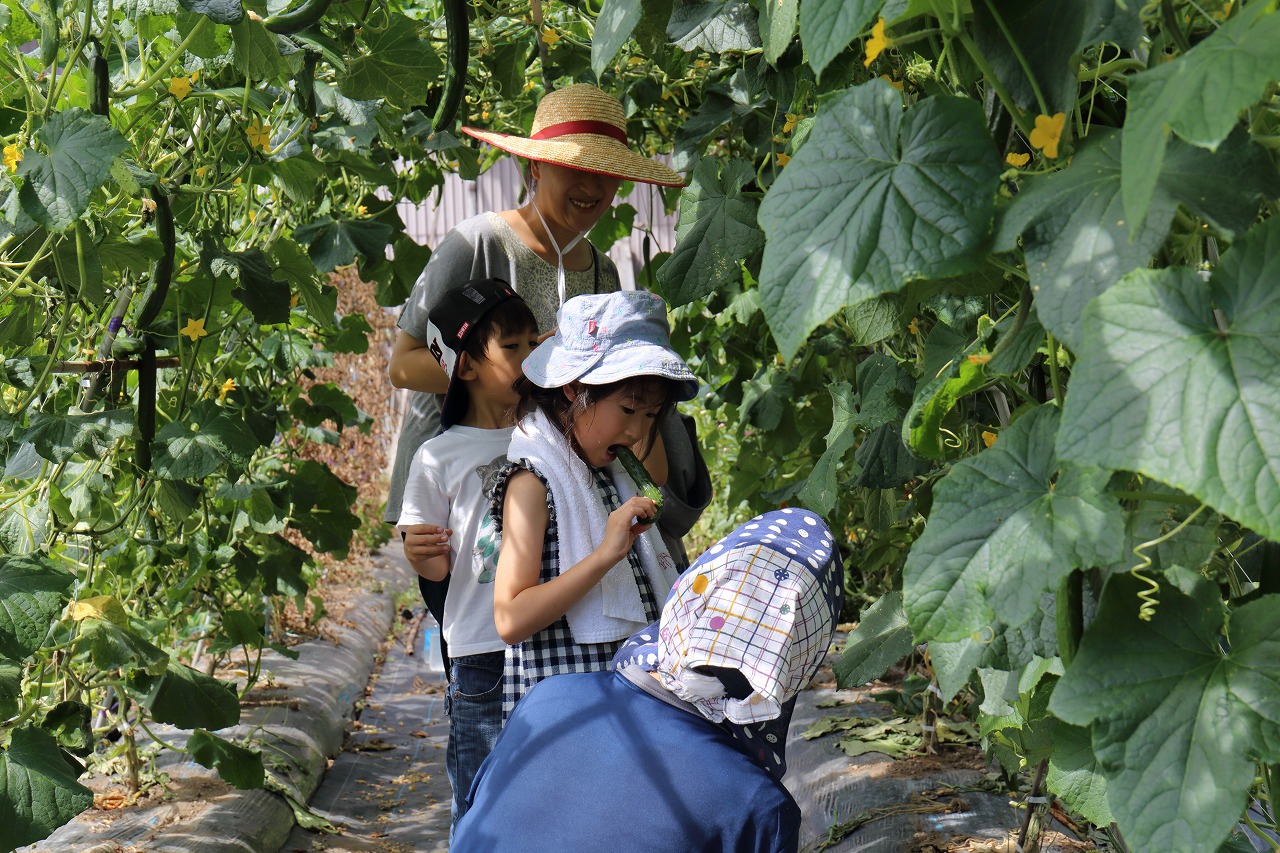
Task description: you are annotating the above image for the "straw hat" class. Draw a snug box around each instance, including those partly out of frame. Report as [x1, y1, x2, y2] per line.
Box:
[462, 83, 685, 188]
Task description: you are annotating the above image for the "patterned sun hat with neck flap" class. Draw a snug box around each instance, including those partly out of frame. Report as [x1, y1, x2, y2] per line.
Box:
[613, 507, 844, 779]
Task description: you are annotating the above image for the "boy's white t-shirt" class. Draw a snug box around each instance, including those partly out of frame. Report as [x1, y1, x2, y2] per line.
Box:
[399, 425, 514, 656]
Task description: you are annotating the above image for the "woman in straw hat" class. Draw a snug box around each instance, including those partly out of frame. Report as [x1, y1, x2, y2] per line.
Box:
[386, 83, 708, 676]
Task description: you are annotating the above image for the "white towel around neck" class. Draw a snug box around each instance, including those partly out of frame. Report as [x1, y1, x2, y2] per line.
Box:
[507, 408, 680, 644]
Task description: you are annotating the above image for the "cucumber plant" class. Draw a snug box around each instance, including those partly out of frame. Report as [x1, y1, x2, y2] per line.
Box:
[587, 1, 1280, 850]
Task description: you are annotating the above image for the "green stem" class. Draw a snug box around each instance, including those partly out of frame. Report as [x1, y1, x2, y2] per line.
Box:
[1082, 57, 1146, 80]
[1055, 570, 1083, 666]
[954, 31, 1034, 137]
[1044, 331, 1063, 403]
[980, 0, 1049, 116]
[114, 17, 210, 98]
[0, 232, 55, 303]
[987, 254, 1029, 281]
[1110, 490, 1201, 505]
[15, 292, 72, 412]
[1161, 0, 1194, 54]
[987, 284, 1031, 363]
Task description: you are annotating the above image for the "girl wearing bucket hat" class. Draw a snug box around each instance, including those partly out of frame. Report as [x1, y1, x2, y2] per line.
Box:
[452, 508, 844, 852]
[386, 84, 706, 678]
[483, 290, 698, 718]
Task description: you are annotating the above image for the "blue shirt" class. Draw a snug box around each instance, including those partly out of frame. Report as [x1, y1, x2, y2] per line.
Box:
[452, 670, 801, 853]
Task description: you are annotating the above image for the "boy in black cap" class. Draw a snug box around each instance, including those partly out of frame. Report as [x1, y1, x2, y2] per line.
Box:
[396, 277, 538, 835]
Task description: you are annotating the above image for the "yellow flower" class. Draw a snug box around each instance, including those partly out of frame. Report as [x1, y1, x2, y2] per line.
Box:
[1005, 151, 1030, 168]
[1029, 112, 1066, 159]
[356, 204, 368, 216]
[3, 143, 22, 173]
[195, 165, 209, 178]
[864, 18, 891, 67]
[217, 377, 236, 402]
[523, 79, 535, 92]
[540, 27, 560, 46]
[168, 76, 193, 100]
[967, 352, 992, 366]
[982, 430, 998, 448]
[246, 118, 272, 151]
[879, 75, 904, 92]
[290, 292, 300, 308]
[180, 317, 208, 341]
[907, 318, 919, 336]
[783, 113, 801, 134]
[776, 153, 790, 167]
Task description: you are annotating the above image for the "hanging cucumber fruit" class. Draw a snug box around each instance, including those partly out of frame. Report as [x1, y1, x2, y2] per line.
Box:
[612, 445, 664, 524]
[261, 0, 334, 34]
[432, 0, 470, 132]
[133, 189, 175, 331]
[89, 38, 110, 116]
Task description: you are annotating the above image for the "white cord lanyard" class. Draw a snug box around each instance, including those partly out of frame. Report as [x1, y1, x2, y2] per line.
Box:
[529, 196, 584, 306]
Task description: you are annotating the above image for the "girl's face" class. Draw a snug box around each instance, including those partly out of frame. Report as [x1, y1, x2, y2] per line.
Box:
[531, 161, 622, 238]
[567, 381, 665, 469]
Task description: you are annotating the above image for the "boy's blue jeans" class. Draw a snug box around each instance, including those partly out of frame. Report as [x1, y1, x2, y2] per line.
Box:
[446, 650, 504, 836]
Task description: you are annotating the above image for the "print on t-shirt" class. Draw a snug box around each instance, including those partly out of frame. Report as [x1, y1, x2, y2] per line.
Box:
[471, 454, 507, 584]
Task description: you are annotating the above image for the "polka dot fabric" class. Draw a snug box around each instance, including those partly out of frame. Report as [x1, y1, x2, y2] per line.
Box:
[657, 508, 842, 726]
[612, 509, 842, 778]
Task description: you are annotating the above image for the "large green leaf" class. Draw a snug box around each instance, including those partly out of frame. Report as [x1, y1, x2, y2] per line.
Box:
[292, 215, 394, 273]
[1057, 217, 1280, 540]
[973, 0, 1140, 115]
[0, 727, 94, 850]
[152, 401, 260, 479]
[1121, 3, 1280, 232]
[796, 382, 858, 515]
[853, 421, 929, 488]
[340, 14, 441, 107]
[1045, 722, 1114, 829]
[657, 158, 763, 307]
[1159, 126, 1280, 239]
[992, 130, 1171, 352]
[131, 661, 240, 729]
[852, 353, 913, 430]
[20, 409, 134, 464]
[287, 460, 359, 556]
[758, 81, 1000, 358]
[231, 17, 288, 81]
[0, 658, 20, 719]
[222, 248, 291, 325]
[188, 729, 265, 790]
[1051, 577, 1280, 852]
[833, 590, 914, 687]
[592, 0, 642, 79]
[758, 0, 797, 63]
[668, 0, 760, 52]
[272, 237, 334, 325]
[904, 406, 1124, 642]
[800, 0, 881, 78]
[995, 127, 1279, 350]
[79, 618, 170, 676]
[179, 0, 243, 24]
[0, 554, 74, 661]
[16, 108, 129, 232]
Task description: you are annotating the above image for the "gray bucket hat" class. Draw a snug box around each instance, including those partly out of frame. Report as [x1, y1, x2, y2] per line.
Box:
[522, 291, 698, 401]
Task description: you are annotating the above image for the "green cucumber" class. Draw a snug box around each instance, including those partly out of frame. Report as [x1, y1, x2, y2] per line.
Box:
[432, 0, 469, 132]
[262, 0, 334, 34]
[89, 39, 110, 116]
[612, 445, 663, 524]
[134, 189, 174, 331]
